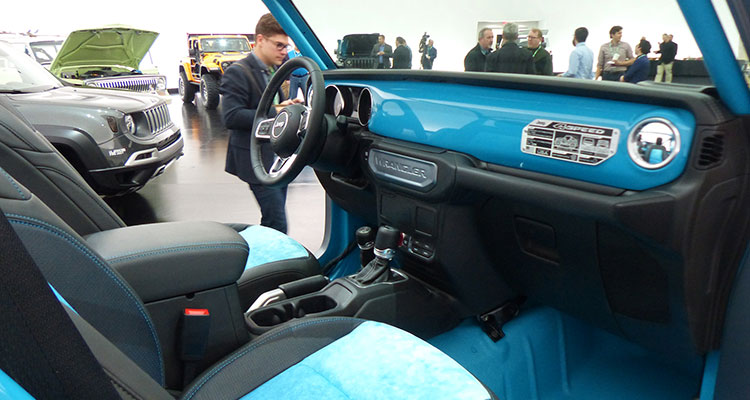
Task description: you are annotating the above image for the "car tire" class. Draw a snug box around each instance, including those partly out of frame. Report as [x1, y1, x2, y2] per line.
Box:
[200, 74, 220, 110]
[179, 70, 197, 103]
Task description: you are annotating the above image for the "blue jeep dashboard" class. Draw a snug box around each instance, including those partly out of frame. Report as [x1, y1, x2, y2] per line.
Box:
[324, 71, 728, 191]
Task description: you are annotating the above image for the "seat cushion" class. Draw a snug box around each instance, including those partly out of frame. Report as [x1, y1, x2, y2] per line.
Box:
[181, 317, 494, 400]
[236, 226, 320, 310]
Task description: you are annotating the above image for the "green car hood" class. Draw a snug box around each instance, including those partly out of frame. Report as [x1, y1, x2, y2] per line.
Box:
[50, 26, 158, 73]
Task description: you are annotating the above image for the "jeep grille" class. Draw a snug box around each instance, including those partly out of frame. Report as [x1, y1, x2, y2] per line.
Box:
[143, 104, 173, 135]
[342, 57, 376, 69]
[86, 76, 165, 93]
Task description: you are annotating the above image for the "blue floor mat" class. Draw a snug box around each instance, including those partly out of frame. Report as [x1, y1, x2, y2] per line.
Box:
[428, 307, 702, 400]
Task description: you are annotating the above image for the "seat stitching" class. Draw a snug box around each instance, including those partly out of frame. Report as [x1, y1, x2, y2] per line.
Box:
[0, 168, 29, 199]
[0, 120, 36, 149]
[7, 215, 165, 384]
[182, 317, 359, 400]
[105, 242, 249, 263]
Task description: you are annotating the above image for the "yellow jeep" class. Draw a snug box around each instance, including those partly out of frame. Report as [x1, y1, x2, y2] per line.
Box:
[178, 34, 254, 109]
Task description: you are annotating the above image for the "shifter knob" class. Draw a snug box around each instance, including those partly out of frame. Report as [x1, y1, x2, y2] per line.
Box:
[356, 226, 375, 249]
[374, 225, 401, 260]
[356, 226, 376, 268]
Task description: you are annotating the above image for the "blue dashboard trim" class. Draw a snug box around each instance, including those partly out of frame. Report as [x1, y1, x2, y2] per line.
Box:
[328, 80, 695, 191]
[677, 0, 750, 115]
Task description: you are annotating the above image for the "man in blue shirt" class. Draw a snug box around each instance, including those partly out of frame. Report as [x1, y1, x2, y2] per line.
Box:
[370, 35, 392, 69]
[560, 27, 594, 79]
[621, 39, 651, 83]
[286, 46, 308, 99]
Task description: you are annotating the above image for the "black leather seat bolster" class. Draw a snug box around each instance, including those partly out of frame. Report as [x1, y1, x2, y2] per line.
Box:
[85, 221, 249, 303]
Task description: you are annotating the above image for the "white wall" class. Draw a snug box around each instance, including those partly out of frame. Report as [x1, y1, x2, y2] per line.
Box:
[2, 0, 741, 85]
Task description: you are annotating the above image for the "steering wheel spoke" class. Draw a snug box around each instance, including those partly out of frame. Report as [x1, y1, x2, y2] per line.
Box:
[268, 154, 297, 178]
[254, 118, 275, 141]
[298, 107, 312, 138]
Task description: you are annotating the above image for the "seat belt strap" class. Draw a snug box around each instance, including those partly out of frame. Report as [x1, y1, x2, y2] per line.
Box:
[0, 210, 120, 399]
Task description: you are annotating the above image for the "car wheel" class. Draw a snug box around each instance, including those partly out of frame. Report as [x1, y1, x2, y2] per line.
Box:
[200, 74, 220, 110]
[179, 70, 197, 103]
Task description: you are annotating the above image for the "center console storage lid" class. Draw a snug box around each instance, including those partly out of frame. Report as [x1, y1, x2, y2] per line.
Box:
[85, 221, 248, 302]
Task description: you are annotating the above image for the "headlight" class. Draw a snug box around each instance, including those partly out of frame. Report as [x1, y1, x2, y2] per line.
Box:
[156, 77, 166, 91]
[124, 115, 136, 134]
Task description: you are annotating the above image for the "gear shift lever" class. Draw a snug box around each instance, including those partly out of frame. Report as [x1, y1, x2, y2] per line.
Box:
[356, 226, 376, 269]
[353, 225, 401, 285]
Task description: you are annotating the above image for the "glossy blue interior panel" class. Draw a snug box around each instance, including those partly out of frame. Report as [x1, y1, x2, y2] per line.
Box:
[328, 79, 696, 191]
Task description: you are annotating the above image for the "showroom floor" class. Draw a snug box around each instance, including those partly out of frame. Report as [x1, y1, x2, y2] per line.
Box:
[105, 95, 327, 252]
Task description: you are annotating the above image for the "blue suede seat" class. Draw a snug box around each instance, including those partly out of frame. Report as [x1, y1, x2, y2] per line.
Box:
[184, 318, 492, 400]
[235, 225, 321, 310]
[238, 225, 310, 270]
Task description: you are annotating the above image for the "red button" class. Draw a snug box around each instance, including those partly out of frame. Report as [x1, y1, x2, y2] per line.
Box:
[184, 308, 210, 316]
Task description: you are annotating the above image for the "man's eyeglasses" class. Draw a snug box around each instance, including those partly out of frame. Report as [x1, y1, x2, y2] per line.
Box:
[528, 36, 541, 40]
[266, 38, 290, 51]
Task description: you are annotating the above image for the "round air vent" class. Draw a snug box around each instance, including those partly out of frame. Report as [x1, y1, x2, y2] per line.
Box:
[357, 88, 372, 126]
[627, 118, 680, 169]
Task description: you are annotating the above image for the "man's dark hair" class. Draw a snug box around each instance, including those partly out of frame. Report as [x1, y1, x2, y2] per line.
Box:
[396, 36, 406, 45]
[639, 38, 651, 54]
[609, 25, 623, 38]
[574, 27, 588, 43]
[256, 13, 286, 37]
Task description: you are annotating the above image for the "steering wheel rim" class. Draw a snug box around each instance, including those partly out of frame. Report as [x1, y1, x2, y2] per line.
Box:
[250, 56, 325, 187]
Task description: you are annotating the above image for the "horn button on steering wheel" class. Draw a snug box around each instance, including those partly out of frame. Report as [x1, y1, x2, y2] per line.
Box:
[270, 104, 304, 158]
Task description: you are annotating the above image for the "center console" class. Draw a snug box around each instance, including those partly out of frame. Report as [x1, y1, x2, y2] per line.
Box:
[245, 225, 462, 339]
[85, 221, 250, 389]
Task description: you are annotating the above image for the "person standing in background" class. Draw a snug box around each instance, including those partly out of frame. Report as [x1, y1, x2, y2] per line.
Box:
[485, 22, 535, 74]
[221, 13, 301, 233]
[596, 25, 633, 81]
[560, 27, 594, 79]
[654, 34, 678, 83]
[421, 39, 437, 69]
[464, 28, 494, 72]
[286, 46, 308, 99]
[392, 37, 412, 69]
[621, 38, 651, 83]
[371, 35, 393, 69]
[527, 28, 553, 75]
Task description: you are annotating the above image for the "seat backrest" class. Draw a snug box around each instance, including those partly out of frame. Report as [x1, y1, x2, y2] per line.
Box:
[0, 166, 164, 385]
[0, 98, 125, 236]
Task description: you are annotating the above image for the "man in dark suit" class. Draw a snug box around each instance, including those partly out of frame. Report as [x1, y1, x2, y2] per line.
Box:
[486, 22, 535, 74]
[526, 28, 553, 75]
[392, 37, 412, 69]
[371, 35, 393, 69]
[464, 28, 494, 71]
[220, 13, 301, 233]
[421, 39, 437, 70]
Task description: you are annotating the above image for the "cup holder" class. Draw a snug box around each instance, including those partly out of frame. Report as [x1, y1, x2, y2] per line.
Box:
[296, 295, 337, 317]
[250, 303, 295, 327]
[247, 294, 338, 332]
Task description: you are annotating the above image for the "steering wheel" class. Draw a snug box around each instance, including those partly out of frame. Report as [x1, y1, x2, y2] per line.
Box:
[250, 56, 325, 187]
